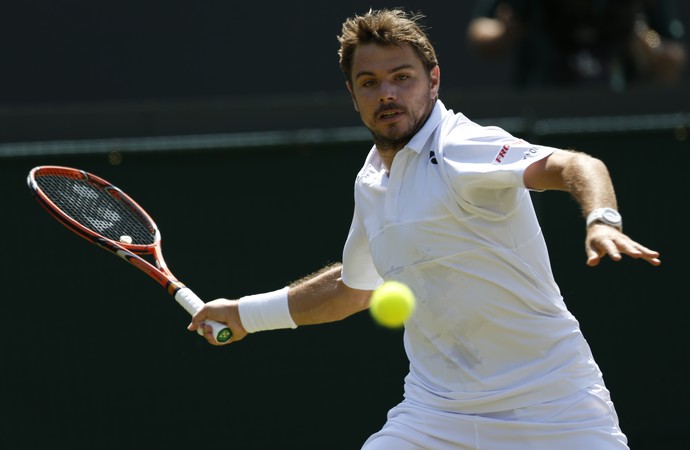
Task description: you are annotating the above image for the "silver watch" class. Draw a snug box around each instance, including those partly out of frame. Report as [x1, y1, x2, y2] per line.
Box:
[586, 207, 622, 230]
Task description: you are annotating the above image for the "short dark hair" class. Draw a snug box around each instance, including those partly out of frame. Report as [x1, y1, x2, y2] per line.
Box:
[337, 8, 439, 84]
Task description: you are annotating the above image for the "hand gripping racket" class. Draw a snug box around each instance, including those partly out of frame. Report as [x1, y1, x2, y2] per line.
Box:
[27, 165, 232, 343]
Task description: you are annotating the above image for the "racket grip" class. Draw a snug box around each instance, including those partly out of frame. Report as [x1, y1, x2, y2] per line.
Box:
[174, 287, 233, 343]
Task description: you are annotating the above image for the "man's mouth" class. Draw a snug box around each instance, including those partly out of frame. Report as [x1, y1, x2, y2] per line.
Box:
[379, 109, 402, 121]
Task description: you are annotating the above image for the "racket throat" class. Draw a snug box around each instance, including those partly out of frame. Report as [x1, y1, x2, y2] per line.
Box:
[166, 280, 186, 297]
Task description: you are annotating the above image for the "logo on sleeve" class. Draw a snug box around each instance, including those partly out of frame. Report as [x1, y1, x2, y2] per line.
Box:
[493, 144, 510, 164]
[522, 147, 540, 159]
[493, 140, 526, 164]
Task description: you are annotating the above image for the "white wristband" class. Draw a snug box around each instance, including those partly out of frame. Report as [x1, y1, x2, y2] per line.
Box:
[238, 287, 296, 333]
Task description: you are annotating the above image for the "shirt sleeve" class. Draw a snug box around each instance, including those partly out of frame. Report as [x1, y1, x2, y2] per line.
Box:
[341, 208, 382, 290]
[438, 124, 557, 220]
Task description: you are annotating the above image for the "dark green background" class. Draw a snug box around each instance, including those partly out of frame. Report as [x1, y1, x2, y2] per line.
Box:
[1, 1, 688, 448]
[2, 122, 687, 449]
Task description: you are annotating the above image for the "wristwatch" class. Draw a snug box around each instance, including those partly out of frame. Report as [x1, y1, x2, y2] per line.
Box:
[586, 207, 622, 231]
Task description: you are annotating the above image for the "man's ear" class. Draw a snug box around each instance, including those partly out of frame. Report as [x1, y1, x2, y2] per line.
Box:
[429, 66, 440, 99]
[346, 81, 359, 112]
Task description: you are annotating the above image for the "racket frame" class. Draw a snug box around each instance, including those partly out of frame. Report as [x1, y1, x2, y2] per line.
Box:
[27, 165, 231, 343]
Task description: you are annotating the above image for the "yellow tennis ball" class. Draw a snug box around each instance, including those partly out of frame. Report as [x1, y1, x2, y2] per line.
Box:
[369, 281, 416, 328]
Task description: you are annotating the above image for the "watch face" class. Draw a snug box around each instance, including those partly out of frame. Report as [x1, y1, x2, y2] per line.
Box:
[603, 209, 621, 223]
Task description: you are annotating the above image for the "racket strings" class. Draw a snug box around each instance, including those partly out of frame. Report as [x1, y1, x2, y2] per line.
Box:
[36, 175, 156, 245]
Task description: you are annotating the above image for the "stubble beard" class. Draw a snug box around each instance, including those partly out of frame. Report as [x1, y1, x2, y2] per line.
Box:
[368, 98, 435, 153]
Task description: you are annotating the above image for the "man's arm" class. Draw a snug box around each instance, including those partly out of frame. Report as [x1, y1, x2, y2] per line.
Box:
[187, 263, 371, 345]
[524, 149, 661, 267]
[287, 263, 372, 325]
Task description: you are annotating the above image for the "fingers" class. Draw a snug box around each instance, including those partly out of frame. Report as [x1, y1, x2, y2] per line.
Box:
[199, 322, 229, 346]
[187, 313, 222, 345]
[586, 228, 661, 266]
[617, 241, 661, 266]
[189, 315, 233, 346]
[641, 249, 661, 266]
[586, 249, 602, 267]
[190, 320, 234, 346]
[187, 299, 246, 346]
[589, 239, 622, 266]
[187, 309, 207, 332]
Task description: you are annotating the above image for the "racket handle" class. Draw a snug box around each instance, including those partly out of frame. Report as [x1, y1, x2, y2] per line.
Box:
[174, 287, 233, 343]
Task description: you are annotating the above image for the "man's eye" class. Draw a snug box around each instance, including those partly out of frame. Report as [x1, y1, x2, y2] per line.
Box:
[361, 80, 376, 87]
[396, 74, 410, 81]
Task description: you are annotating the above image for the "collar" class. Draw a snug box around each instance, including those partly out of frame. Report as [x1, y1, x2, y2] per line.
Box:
[404, 100, 448, 154]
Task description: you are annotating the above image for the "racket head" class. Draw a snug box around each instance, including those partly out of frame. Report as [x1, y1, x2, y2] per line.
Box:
[28, 165, 233, 343]
[27, 166, 160, 253]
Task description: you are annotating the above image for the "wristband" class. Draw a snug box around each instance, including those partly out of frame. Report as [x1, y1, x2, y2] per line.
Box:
[238, 287, 296, 333]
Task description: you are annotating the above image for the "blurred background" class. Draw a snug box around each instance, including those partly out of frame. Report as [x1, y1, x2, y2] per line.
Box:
[1, 1, 688, 449]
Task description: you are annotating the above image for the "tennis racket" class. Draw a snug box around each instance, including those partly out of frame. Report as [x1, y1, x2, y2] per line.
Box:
[27, 165, 232, 343]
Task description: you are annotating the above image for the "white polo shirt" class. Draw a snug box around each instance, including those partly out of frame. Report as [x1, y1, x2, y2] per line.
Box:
[342, 100, 605, 414]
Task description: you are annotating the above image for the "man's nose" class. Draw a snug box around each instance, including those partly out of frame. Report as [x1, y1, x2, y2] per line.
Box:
[378, 81, 397, 102]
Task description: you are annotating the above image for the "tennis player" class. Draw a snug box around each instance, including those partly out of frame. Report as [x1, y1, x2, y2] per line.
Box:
[189, 8, 660, 449]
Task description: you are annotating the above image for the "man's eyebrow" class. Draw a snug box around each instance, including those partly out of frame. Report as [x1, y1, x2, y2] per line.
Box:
[354, 63, 416, 81]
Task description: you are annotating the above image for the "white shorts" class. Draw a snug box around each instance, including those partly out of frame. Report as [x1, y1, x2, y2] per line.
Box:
[361, 385, 629, 450]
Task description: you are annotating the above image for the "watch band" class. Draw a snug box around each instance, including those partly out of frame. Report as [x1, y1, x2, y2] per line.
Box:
[586, 207, 623, 231]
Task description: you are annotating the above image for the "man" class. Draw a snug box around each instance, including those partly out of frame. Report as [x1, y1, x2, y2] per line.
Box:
[189, 8, 660, 449]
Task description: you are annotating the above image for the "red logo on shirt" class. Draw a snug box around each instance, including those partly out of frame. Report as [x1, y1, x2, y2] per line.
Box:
[493, 140, 525, 164]
[494, 144, 510, 164]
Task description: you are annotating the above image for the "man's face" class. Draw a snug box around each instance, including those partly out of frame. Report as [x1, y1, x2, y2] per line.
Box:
[347, 43, 439, 152]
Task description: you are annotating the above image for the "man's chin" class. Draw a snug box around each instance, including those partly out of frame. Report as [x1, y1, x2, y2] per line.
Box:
[371, 134, 411, 152]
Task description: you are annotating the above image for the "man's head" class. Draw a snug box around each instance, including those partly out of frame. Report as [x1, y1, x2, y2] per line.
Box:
[337, 9, 440, 153]
[338, 9, 438, 86]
